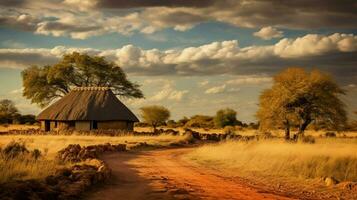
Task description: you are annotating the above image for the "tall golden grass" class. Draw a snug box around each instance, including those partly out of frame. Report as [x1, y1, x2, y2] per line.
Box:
[0, 134, 187, 183]
[186, 138, 357, 182]
[0, 134, 187, 158]
[0, 155, 60, 184]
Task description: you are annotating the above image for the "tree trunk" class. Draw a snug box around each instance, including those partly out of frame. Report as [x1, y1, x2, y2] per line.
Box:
[296, 118, 312, 139]
[284, 119, 290, 140]
[152, 123, 157, 133]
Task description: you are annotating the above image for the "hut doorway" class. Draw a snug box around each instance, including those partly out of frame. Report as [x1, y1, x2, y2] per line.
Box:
[91, 120, 98, 130]
[45, 120, 50, 131]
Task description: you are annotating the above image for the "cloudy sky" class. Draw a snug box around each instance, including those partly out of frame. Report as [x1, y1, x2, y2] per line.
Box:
[0, 0, 357, 122]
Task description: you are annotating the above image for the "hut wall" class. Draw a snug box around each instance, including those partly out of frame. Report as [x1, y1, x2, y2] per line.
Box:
[97, 121, 133, 130]
[50, 121, 57, 130]
[75, 121, 91, 131]
[58, 122, 71, 130]
[40, 121, 46, 131]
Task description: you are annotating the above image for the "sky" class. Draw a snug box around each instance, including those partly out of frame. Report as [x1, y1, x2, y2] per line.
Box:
[0, 0, 357, 122]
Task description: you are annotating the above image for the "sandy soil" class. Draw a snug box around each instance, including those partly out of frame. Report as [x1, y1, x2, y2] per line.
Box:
[85, 148, 294, 200]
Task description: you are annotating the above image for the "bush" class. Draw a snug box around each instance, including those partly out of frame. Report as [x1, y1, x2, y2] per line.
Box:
[2, 141, 29, 159]
[325, 132, 336, 138]
[166, 120, 179, 128]
[185, 115, 214, 128]
[300, 135, 316, 144]
[31, 149, 42, 159]
[214, 108, 237, 128]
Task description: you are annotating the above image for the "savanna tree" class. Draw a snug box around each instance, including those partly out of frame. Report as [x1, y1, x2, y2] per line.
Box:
[257, 68, 347, 140]
[140, 105, 170, 131]
[22, 52, 143, 107]
[214, 108, 238, 128]
[0, 99, 19, 124]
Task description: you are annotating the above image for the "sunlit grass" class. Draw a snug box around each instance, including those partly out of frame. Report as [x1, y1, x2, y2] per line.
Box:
[0, 134, 187, 158]
[0, 155, 60, 184]
[0, 134, 187, 183]
[186, 138, 357, 182]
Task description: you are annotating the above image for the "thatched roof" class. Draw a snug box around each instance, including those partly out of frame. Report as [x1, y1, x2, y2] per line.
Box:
[37, 87, 139, 122]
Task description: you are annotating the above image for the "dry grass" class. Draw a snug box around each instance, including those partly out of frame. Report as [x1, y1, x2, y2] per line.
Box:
[0, 134, 187, 183]
[186, 138, 357, 182]
[0, 124, 39, 132]
[0, 155, 60, 184]
[0, 134, 187, 158]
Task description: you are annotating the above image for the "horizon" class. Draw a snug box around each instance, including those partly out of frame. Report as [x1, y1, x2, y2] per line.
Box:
[1, 0, 357, 123]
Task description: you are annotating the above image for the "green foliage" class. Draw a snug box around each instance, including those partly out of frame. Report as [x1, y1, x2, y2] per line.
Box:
[22, 52, 143, 107]
[166, 120, 179, 128]
[140, 105, 170, 129]
[214, 108, 237, 128]
[0, 99, 19, 124]
[13, 114, 36, 125]
[257, 68, 347, 138]
[177, 117, 189, 127]
[185, 115, 214, 128]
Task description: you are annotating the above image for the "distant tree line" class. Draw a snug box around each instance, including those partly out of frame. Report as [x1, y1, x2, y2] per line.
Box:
[0, 99, 36, 125]
[137, 106, 259, 130]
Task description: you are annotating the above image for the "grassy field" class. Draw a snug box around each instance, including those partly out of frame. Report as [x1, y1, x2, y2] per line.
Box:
[186, 138, 357, 183]
[0, 134, 188, 183]
[0, 134, 187, 158]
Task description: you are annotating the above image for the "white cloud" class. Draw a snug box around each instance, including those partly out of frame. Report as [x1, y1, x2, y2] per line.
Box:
[10, 87, 23, 94]
[198, 80, 209, 87]
[0, 33, 357, 79]
[205, 84, 226, 94]
[253, 26, 283, 40]
[274, 33, 357, 58]
[1, 0, 356, 39]
[150, 81, 188, 101]
[226, 75, 272, 85]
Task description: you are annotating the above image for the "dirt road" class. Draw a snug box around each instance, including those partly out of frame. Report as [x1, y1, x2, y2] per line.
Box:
[86, 148, 294, 200]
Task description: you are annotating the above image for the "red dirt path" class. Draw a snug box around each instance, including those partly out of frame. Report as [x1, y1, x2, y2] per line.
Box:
[86, 148, 294, 200]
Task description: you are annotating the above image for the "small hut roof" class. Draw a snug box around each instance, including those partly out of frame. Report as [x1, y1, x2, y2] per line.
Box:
[37, 87, 139, 122]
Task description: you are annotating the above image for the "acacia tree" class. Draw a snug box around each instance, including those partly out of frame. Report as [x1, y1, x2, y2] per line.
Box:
[22, 52, 143, 107]
[257, 68, 347, 140]
[214, 108, 238, 128]
[140, 105, 170, 131]
[0, 99, 19, 124]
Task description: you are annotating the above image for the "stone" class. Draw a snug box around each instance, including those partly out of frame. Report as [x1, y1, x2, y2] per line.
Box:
[338, 181, 357, 190]
[86, 158, 103, 167]
[55, 168, 72, 177]
[325, 177, 338, 186]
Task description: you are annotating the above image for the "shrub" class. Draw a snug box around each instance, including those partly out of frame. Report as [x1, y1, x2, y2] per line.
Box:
[185, 115, 214, 128]
[300, 135, 316, 144]
[325, 132, 336, 137]
[214, 108, 237, 128]
[31, 149, 42, 159]
[2, 141, 29, 159]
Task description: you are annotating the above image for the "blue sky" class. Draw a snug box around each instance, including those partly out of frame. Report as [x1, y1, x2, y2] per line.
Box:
[1, 0, 357, 122]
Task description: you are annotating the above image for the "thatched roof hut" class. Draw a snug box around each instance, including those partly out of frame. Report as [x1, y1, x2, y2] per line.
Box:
[37, 87, 139, 131]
